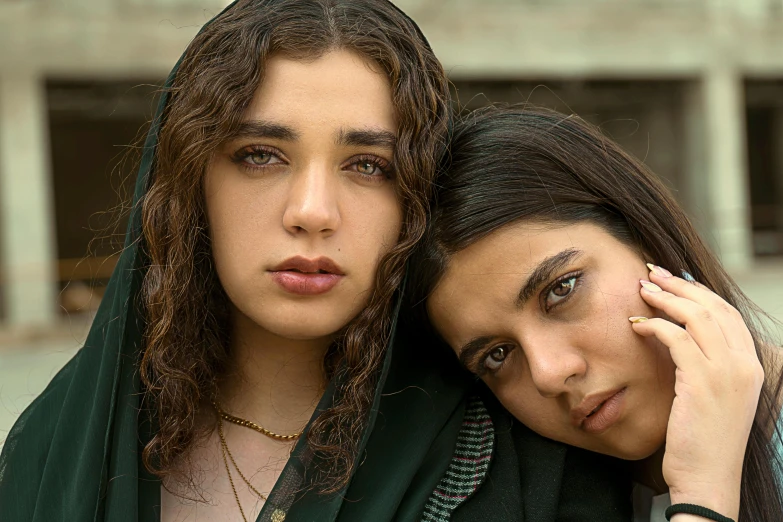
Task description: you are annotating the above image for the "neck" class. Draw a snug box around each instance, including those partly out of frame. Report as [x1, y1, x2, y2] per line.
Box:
[217, 309, 332, 434]
[633, 446, 668, 494]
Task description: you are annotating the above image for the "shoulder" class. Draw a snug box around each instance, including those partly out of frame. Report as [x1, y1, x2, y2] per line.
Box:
[438, 389, 634, 522]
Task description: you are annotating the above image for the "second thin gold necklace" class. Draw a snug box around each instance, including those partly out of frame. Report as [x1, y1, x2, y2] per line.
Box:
[212, 401, 302, 522]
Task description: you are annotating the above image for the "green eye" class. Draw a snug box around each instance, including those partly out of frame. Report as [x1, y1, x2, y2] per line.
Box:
[231, 146, 284, 170]
[248, 152, 273, 165]
[356, 161, 379, 175]
[347, 155, 390, 179]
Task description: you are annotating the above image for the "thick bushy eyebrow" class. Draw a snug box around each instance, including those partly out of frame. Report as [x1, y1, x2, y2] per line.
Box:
[225, 123, 395, 150]
[516, 248, 583, 307]
[336, 127, 397, 148]
[228, 120, 300, 142]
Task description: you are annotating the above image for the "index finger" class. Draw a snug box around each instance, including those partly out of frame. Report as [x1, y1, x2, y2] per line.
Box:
[646, 264, 754, 354]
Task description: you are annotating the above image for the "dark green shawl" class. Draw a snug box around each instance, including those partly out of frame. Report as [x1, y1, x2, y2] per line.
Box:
[0, 2, 633, 521]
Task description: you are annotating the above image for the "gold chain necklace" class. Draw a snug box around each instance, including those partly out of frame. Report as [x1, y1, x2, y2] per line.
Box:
[216, 409, 267, 522]
[212, 400, 303, 441]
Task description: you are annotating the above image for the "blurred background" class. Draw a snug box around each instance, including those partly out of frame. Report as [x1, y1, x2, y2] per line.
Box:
[1, 0, 782, 443]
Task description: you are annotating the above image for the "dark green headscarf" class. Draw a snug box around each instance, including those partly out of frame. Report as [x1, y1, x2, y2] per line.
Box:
[0, 2, 633, 520]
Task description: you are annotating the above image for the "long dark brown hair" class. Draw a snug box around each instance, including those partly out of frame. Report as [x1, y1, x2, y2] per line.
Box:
[139, 0, 450, 493]
[409, 105, 783, 520]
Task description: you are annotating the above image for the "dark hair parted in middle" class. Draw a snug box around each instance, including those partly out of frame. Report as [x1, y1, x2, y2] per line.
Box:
[408, 105, 783, 521]
[139, 0, 450, 494]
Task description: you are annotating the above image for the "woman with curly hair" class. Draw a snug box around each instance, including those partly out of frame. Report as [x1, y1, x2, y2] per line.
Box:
[0, 3, 634, 522]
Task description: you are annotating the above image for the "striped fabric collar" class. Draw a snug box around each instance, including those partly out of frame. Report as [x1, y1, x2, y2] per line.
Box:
[421, 395, 495, 521]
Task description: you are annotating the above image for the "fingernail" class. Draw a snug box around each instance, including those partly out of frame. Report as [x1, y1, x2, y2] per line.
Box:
[629, 316, 649, 323]
[640, 280, 662, 292]
[646, 263, 672, 277]
[681, 270, 696, 282]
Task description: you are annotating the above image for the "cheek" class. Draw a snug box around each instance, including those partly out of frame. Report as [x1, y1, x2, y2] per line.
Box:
[347, 190, 402, 262]
[204, 169, 280, 284]
[374, 190, 402, 240]
[583, 282, 675, 451]
[578, 277, 654, 356]
[489, 378, 565, 439]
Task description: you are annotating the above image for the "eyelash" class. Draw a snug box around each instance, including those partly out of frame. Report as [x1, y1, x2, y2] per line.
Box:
[230, 146, 393, 181]
[347, 154, 394, 181]
[541, 271, 583, 312]
[231, 145, 283, 170]
[476, 344, 515, 377]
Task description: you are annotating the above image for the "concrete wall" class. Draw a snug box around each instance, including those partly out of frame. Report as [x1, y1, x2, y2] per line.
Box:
[0, 0, 781, 327]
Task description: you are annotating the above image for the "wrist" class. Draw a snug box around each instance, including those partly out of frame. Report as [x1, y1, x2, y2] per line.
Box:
[668, 488, 739, 521]
[667, 504, 737, 522]
[669, 513, 724, 522]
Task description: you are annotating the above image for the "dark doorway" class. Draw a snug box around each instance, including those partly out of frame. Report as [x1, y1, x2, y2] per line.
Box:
[746, 81, 783, 257]
[47, 80, 161, 313]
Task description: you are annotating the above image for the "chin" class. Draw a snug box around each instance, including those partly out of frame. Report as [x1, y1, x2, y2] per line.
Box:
[602, 432, 666, 461]
[228, 284, 367, 338]
[608, 445, 661, 461]
[265, 318, 349, 340]
[250, 303, 361, 341]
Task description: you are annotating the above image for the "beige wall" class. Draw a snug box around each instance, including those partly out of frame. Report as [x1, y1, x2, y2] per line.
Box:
[0, 0, 782, 327]
[1, 1, 783, 77]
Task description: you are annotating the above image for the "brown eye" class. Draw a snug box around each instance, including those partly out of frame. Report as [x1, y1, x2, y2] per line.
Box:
[553, 278, 574, 296]
[483, 345, 511, 372]
[545, 275, 579, 310]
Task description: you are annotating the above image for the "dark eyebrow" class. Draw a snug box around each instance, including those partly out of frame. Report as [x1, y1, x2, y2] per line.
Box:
[228, 120, 300, 142]
[517, 248, 583, 307]
[457, 335, 495, 370]
[336, 127, 397, 149]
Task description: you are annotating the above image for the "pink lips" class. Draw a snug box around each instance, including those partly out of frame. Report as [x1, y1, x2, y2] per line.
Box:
[269, 256, 344, 296]
[571, 387, 627, 434]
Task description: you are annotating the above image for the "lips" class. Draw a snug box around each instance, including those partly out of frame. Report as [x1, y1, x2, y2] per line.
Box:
[571, 387, 627, 434]
[269, 256, 344, 296]
[271, 256, 344, 275]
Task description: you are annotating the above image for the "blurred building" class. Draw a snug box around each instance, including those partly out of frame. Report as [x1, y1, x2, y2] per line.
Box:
[1, 0, 782, 329]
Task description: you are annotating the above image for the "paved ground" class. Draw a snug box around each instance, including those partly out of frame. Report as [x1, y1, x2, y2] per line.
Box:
[1, 265, 782, 449]
[0, 316, 89, 447]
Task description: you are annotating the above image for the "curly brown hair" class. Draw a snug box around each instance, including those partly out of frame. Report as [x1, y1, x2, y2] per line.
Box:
[139, 0, 450, 494]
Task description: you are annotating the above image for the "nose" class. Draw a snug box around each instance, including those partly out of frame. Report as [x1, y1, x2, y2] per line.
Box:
[524, 338, 587, 399]
[282, 163, 341, 237]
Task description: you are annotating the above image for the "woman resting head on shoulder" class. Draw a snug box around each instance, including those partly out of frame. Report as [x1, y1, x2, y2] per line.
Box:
[0, 3, 641, 521]
[411, 105, 783, 521]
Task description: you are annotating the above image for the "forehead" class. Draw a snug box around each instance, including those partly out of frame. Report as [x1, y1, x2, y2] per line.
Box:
[427, 221, 615, 345]
[246, 50, 396, 129]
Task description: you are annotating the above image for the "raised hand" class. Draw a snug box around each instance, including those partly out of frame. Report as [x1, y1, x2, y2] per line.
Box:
[629, 264, 764, 520]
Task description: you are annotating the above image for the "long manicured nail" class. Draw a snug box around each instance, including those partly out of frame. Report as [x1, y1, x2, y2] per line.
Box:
[629, 316, 649, 323]
[646, 263, 672, 277]
[681, 270, 696, 282]
[640, 280, 662, 292]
